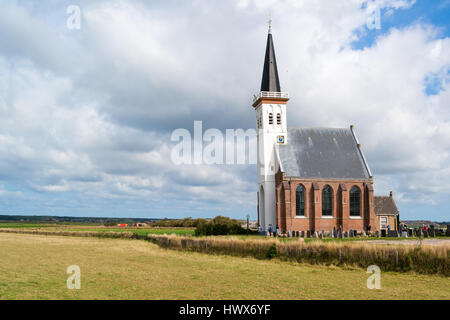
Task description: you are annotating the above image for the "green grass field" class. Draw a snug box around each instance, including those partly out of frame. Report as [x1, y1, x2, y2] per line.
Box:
[0, 223, 195, 237]
[54, 227, 195, 237]
[0, 233, 448, 300]
[1, 222, 448, 242]
[0, 223, 67, 228]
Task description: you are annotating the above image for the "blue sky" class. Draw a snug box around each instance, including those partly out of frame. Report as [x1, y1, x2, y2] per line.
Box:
[353, 0, 450, 50]
[0, 0, 449, 221]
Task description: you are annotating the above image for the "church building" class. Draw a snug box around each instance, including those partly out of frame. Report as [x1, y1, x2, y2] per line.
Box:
[254, 26, 382, 234]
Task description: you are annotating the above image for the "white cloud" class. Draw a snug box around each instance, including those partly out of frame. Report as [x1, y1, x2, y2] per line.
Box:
[0, 0, 448, 218]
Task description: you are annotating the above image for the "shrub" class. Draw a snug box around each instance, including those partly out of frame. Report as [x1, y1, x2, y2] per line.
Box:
[267, 244, 277, 259]
[151, 217, 207, 228]
[194, 216, 247, 236]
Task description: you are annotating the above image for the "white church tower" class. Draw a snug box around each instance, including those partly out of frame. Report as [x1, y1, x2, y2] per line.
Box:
[253, 23, 289, 233]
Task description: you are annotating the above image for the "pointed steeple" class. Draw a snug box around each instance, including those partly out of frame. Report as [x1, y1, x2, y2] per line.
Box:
[260, 30, 281, 92]
[252, 20, 288, 108]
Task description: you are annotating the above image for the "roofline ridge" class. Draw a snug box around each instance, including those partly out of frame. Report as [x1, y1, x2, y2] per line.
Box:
[390, 195, 399, 213]
[349, 125, 373, 178]
[287, 126, 351, 130]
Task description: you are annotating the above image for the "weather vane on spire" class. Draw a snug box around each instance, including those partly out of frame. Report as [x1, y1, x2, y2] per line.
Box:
[268, 13, 272, 33]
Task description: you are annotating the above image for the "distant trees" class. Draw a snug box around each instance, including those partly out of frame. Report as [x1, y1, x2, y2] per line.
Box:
[150, 216, 253, 236]
[100, 216, 254, 236]
[194, 216, 248, 236]
[103, 222, 117, 227]
[151, 217, 207, 228]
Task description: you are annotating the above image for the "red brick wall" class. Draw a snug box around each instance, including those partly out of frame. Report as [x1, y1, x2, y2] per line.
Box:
[275, 175, 377, 233]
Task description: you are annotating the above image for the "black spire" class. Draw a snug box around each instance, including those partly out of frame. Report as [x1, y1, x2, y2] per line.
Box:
[260, 31, 281, 92]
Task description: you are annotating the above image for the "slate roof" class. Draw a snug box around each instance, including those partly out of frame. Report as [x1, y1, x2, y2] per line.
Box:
[277, 127, 371, 179]
[260, 32, 281, 92]
[374, 196, 399, 216]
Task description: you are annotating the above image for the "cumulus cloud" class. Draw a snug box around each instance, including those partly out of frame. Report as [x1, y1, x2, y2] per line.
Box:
[0, 0, 448, 219]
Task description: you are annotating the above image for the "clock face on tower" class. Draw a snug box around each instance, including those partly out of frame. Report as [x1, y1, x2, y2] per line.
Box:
[277, 136, 285, 144]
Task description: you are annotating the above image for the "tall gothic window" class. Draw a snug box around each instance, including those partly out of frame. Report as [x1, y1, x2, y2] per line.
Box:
[322, 185, 332, 216]
[296, 185, 305, 216]
[269, 113, 273, 125]
[350, 186, 361, 216]
[277, 113, 281, 125]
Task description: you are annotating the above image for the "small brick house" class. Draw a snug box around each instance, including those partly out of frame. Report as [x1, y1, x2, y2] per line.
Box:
[374, 192, 400, 232]
[254, 25, 386, 234]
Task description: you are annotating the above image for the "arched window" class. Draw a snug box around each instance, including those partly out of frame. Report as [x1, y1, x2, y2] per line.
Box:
[350, 186, 361, 216]
[296, 185, 305, 216]
[322, 185, 332, 216]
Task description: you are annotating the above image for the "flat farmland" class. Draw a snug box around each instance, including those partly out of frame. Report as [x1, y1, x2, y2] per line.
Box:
[0, 224, 195, 237]
[0, 233, 448, 300]
[53, 227, 195, 237]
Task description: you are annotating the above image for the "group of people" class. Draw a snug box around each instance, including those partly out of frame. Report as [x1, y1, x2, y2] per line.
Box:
[266, 224, 279, 237]
[422, 224, 435, 232]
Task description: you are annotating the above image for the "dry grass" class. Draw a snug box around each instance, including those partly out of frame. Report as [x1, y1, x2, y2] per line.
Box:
[147, 234, 450, 276]
[0, 233, 449, 300]
[1, 228, 448, 275]
[148, 233, 280, 258]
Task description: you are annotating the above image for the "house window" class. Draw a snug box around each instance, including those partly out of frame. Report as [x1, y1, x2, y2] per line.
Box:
[296, 185, 305, 216]
[322, 185, 332, 216]
[380, 216, 388, 230]
[269, 113, 273, 125]
[350, 186, 361, 216]
[277, 113, 281, 125]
